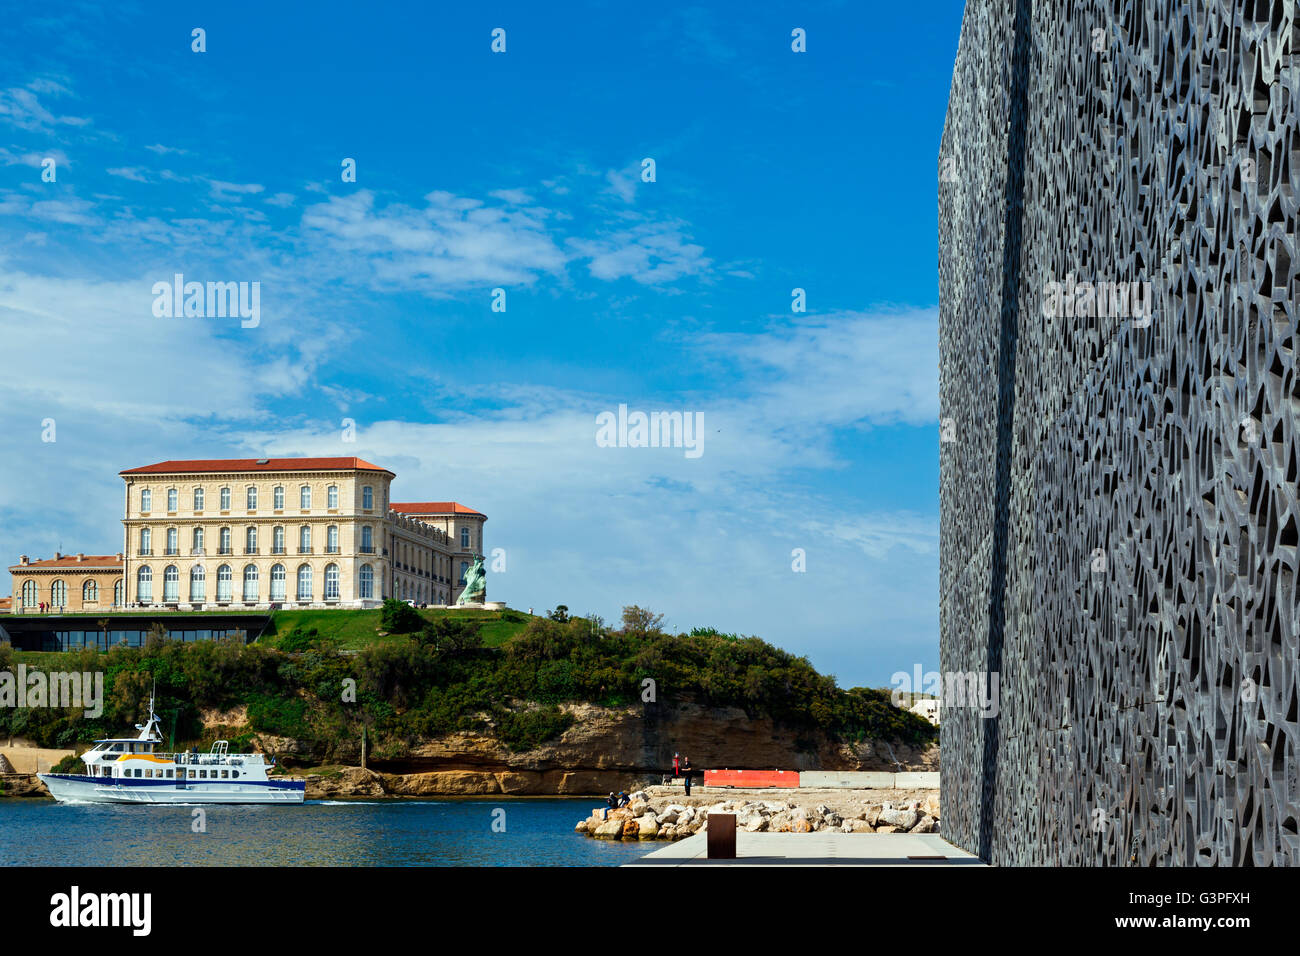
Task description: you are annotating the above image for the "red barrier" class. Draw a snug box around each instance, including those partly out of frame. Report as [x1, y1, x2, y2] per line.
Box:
[703, 769, 800, 788]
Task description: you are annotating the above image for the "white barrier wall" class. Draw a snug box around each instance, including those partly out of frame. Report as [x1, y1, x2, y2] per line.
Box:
[798, 771, 939, 790]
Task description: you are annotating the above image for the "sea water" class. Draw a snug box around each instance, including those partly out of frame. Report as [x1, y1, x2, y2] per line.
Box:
[0, 797, 656, 866]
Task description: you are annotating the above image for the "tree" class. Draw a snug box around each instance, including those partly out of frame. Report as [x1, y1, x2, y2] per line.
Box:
[621, 605, 665, 638]
[547, 605, 570, 623]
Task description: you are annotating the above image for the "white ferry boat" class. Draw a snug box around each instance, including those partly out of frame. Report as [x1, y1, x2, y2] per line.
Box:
[38, 697, 305, 805]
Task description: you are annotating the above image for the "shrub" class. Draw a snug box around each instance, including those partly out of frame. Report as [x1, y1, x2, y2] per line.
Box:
[50, 753, 84, 774]
[278, 627, 321, 653]
[380, 598, 422, 634]
[496, 705, 574, 752]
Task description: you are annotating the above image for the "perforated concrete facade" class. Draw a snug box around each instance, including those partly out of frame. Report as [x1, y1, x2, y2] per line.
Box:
[938, 0, 1299, 865]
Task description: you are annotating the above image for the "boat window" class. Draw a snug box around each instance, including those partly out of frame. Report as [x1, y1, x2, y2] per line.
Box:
[232, 770, 239, 779]
[221, 770, 229, 778]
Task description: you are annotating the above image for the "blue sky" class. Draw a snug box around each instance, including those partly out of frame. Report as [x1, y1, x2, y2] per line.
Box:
[0, 1, 967, 687]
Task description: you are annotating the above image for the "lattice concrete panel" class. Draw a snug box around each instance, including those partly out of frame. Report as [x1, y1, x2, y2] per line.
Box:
[939, 0, 1299, 865]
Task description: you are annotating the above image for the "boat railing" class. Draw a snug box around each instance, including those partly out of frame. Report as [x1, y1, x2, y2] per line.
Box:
[151, 752, 257, 766]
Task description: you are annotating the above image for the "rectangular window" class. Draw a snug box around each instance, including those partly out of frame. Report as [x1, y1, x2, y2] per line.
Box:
[362, 486, 373, 509]
[274, 486, 285, 509]
[140, 488, 152, 511]
[328, 485, 339, 509]
[167, 488, 178, 511]
[300, 486, 312, 509]
[193, 487, 205, 510]
[220, 487, 231, 510]
[247, 486, 258, 509]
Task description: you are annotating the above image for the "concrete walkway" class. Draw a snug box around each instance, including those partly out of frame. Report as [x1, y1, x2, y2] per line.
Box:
[625, 832, 986, 867]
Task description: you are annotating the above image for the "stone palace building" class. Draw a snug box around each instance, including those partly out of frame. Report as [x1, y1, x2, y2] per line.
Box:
[9, 457, 486, 612]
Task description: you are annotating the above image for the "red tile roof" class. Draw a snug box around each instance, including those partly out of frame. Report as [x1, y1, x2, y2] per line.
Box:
[9, 555, 124, 571]
[120, 457, 392, 476]
[390, 501, 485, 517]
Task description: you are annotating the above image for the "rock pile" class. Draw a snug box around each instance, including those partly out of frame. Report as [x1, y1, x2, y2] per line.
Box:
[575, 791, 940, 840]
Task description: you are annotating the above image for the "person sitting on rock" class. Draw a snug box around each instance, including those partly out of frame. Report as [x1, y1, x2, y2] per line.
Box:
[603, 792, 617, 819]
[616, 791, 630, 808]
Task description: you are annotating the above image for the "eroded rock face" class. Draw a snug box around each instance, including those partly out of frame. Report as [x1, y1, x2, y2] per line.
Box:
[281, 700, 937, 780]
[304, 767, 386, 799]
[0, 773, 49, 797]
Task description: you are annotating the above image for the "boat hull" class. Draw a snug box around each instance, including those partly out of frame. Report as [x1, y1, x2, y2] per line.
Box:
[38, 773, 306, 805]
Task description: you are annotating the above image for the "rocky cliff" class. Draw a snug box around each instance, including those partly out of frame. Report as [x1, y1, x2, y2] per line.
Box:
[275, 700, 938, 797]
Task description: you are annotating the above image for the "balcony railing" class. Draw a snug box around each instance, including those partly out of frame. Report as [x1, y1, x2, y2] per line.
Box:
[298, 547, 313, 554]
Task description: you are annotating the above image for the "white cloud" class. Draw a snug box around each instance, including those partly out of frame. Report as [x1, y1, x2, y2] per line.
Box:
[0, 81, 90, 132]
[569, 220, 710, 284]
[300, 189, 568, 292]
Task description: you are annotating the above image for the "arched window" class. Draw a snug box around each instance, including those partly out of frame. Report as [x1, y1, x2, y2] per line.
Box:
[246, 526, 258, 553]
[299, 526, 311, 553]
[243, 565, 259, 602]
[327, 525, 339, 553]
[193, 487, 205, 511]
[163, 565, 179, 602]
[51, 579, 67, 606]
[137, 566, 153, 602]
[166, 527, 178, 555]
[219, 527, 232, 554]
[362, 486, 373, 509]
[328, 485, 339, 509]
[140, 488, 152, 511]
[273, 485, 285, 510]
[21, 580, 37, 608]
[296, 565, 312, 601]
[273, 526, 285, 554]
[190, 566, 206, 602]
[270, 564, 286, 601]
[246, 486, 258, 509]
[83, 580, 98, 602]
[113, 579, 123, 606]
[461, 527, 470, 549]
[193, 527, 205, 554]
[167, 488, 178, 511]
[216, 565, 233, 602]
[359, 564, 374, 599]
[300, 485, 312, 509]
[140, 527, 152, 554]
[219, 486, 231, 510]
[325, 564, 340, 600]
